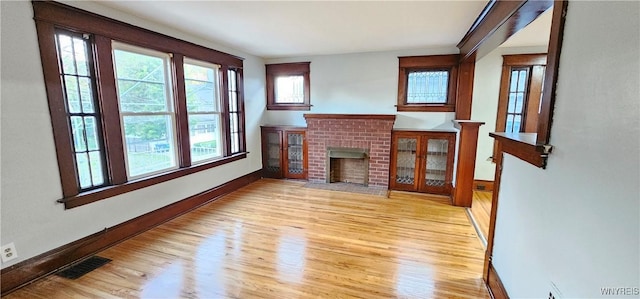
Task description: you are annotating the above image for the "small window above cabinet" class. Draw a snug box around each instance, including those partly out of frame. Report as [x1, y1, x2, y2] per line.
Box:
[261, 126, 307, 179]
[390, 130, 456, 195]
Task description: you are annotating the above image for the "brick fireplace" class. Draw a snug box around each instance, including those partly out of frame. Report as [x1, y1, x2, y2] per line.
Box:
[304, 114, 396, 187]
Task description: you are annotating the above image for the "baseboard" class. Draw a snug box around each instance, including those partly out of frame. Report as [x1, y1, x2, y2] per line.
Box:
[474, 180, 494, 192]
[0, 169, 262, 295]
[486, 263, 510, 299]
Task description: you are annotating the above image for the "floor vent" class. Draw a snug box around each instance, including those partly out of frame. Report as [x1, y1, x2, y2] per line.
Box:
[56, 256, 112, 279]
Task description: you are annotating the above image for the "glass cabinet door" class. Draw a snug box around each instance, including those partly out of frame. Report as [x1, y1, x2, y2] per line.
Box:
[286, 132, 305, 178]
[394, 137, 418, 188]
[264, 131, 282, 176]
[422, 138, 449, 191]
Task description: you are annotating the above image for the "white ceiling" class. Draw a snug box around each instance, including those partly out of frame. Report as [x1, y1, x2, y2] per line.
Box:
[98, 1, 490, 59]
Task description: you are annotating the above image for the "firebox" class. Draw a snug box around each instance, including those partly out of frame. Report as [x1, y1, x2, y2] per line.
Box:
[326, 147, 369, 186]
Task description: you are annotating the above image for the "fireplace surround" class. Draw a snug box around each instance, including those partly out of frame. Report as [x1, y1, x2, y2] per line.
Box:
[304, 114, 396, 187]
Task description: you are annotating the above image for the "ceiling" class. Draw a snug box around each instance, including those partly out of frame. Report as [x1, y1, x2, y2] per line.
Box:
[97, 1, 490, 59]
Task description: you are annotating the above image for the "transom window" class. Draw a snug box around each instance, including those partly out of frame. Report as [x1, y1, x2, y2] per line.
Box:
[266, 62, 311, 110]
[397, 55, 459, 112]
[33, 1, 247, 209]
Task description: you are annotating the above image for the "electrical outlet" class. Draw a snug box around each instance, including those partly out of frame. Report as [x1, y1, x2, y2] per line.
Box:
[1, 243, 18, 263]
[548, 281, 563, 299]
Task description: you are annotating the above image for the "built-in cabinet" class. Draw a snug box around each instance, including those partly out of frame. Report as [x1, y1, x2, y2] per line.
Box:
[261, 126, 307, 179]
[390, 130, 455, 195]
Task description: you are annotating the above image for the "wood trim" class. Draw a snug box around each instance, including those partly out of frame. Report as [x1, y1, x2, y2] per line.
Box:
[303, 114, 396, 120]
[473, 180, 494, 192]
[490, 132, 547, 168]
[397, 55, 459, 112]
[32, 1, 243, 67]
[525, 65, 545, 132]
[537, 1, 568, 145]
[34, 20, 79, 198]
[94, 35, 127, 185]
[483, 142, 503, 281]
[455, 53, 476, 120]
[458, 0, 553, 60]
[487, 263, 510, 299]
[60, 153, 248, 209]
[172, 54, 191, 167]
[502, 53, 547, 66]
[266, 62, 311, 111]
[0, 170, 263, 295]
[452, 120, 485, 207]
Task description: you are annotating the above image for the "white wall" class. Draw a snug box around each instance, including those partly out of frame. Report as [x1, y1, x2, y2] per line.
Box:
[471, 46, 548, 181]
[263, 48, 460, 130]
[492, 2, 639, 298]
[0, 0, 265, 268]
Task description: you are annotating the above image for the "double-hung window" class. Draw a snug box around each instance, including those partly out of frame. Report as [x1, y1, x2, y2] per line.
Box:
[33, 1, 247, 208]
[184, 59, 223, 163]
[113, 44, 178, 178]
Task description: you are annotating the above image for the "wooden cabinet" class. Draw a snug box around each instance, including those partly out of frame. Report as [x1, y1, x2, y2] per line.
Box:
[261, 126, 307, 179]
[390, 131, 455, 195]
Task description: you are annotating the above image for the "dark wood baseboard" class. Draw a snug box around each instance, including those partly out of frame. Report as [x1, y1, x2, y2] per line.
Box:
[474, 180, 494, 192]
[486, 263, 510, 299]
[0, 169, 262, 295]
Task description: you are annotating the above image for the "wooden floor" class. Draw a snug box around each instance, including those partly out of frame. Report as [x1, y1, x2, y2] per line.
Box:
[469, 191, 492, 242]
[5, 179, 490, 299]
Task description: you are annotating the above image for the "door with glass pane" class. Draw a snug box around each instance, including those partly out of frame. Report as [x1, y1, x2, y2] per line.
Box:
[261, 128, 283, 178]
[390, 131, 455, 195]
[284, 131, 307, 179]
[390, 134, 420, 191]
[420, 134, 455, 194]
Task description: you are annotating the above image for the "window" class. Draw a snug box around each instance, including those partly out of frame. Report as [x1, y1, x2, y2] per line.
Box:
[493, 54, 547, 162]
[266, 62, 311, 110]
[113, 44, 178, 178]
[496, 54, 547, 134]
[183, 58, 223, 163]
[33, 1, 247, 208]
[397, 55, 459, 112]
[55, 31, 108, 190]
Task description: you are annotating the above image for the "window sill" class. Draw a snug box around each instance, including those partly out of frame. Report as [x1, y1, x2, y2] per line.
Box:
[267, 104, 311, 111]
[397, 104, 455, 112]
[58, 152, 248, 209]
[489, 132, 551, 168]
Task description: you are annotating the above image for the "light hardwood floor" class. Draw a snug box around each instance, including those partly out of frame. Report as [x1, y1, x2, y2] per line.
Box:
[469, 191, 492, 242]
[5, 179, 490, 299]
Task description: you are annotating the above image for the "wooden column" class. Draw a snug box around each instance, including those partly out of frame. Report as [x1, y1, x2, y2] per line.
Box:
[452, 120, 485, 207]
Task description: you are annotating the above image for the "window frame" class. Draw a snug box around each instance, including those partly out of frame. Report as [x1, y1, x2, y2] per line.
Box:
[33, 1, 247, 209]
[397, 55, 459, 112]
[265, 62, 311, 111]
[183, 57, 224, 165]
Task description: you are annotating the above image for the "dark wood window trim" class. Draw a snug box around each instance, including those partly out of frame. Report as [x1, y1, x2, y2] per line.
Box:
[266, 62, 311, 110]
[457, 0, 563, 170]
[493, 53, 547, 162]
[33, 1, 247, 209]
[397, 55, 459, 112]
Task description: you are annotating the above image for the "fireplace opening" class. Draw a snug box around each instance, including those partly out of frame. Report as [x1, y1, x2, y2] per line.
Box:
[326, 147, 369, 186]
